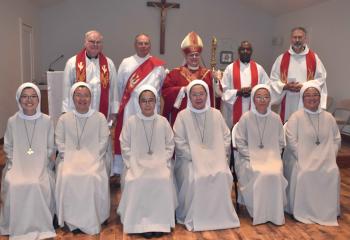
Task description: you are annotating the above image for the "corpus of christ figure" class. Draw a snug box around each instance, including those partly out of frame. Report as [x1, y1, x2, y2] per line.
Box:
[146, 0, 180, 54]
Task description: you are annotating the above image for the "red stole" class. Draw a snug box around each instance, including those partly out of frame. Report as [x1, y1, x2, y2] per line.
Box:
[114, 56, 165, 154]
[279, 50, 316, 122]
[232, 60, 258, 124]
[75, 49, 110, 117]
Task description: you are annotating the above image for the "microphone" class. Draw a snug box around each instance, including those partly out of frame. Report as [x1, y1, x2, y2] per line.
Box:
[48, 54, 64, 71]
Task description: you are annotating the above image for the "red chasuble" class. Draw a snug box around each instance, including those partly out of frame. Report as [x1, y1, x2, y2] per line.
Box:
[279, 50, 316, 122]
[232, 60, 258, 124]
[75, 49, 110, 117]
[161, 66, 218, 126]
[114, 57, 165, 154]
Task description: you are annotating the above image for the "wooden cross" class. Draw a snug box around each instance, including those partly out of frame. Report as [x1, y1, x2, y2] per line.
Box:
[147, 0, 180, 54]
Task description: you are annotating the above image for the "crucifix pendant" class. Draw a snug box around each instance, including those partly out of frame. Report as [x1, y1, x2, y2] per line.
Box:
[258, 144, 264, 149]
[315, 139, 320, 145]
[148, 150, 153, 155]
[27, 148, 34, 155]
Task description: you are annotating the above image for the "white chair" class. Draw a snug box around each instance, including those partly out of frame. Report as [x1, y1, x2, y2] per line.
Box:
[326, 96, 334, 112]
[333, 99, 350, 134]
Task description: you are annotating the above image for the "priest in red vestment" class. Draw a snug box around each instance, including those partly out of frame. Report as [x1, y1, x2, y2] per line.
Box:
[62, 30, 117, 120]
[270, 27, 327, 123]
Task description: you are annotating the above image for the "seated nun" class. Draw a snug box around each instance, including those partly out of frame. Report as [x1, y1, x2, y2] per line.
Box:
[55, 82, 110, 234]
[117, 85, 176, 239]
[234, 84, 287, 225]
[173, 79, 240, 231]
[0, 83, 56, 239]
[283, 82, 341, 226]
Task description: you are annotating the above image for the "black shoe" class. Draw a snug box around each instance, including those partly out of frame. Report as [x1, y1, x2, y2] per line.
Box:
[102, 219, 108, 226]
[110, 174, 121, 187]
[153, 232, 164, 238]
[141, 232, 153, 239]
[52, 215, 59, 229]
[72, 228, 83, 234]
[61, 223, 70, 232]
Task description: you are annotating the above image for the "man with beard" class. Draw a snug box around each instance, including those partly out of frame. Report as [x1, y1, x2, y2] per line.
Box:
[221, 41, 270, 128]
[270, 27, 327, 123]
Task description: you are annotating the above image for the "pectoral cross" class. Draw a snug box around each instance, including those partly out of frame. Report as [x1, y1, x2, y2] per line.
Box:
[147, 0, 180, 54]
[27, 148, 34, 155]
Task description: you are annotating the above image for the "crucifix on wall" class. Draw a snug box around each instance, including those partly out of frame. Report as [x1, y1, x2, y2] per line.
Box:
[146, 0, 180, 54]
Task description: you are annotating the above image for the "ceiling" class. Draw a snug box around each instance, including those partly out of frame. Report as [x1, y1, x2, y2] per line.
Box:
[238, 0, 330, 16]
[30, 0, 65, 8]
[31, 0, 329, 16]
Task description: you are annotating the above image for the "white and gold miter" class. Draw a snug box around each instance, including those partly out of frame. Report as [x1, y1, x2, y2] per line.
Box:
[181, 31, 203, 55]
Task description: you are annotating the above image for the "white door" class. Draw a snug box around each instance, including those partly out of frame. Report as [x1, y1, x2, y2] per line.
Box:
[19, 18, 34, 83]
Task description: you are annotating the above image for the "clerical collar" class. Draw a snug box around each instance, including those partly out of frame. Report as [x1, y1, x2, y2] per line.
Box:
[240, 60, 250, 65]
[187, 65, 199, 71]
[135, 54, 150, 60]
[86, 53, 98, 59]
[290, 45, 308, 55]
[292, 46, 305, 53]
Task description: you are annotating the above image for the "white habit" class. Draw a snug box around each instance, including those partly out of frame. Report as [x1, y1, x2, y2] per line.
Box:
[55, 111, 110, 234]
[0, 114, 56, 240]
[283, 109, 341, 226]
[113, 54, 166, 175]
[221, 60, 270, 128]
[0, 82, 56, 240]
[270, 45, 327, 121]
[235, 109, 287, 225]
[174, 105, 240, 231]
[118, 113, 176, 233]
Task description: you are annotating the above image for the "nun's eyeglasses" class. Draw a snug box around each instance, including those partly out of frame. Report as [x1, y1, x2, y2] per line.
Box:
[191, 92, 206, 98]
[74, 94, 90, 99]
[20, 95, 38, 100]
[255, 96, 270, 101]
[140, 98, 155, 104]
[303, 94, 320, 99]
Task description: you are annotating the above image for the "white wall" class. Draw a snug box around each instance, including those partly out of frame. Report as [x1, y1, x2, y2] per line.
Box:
[0, 0, 40, 138]
[272, 0, 350, 103]
[38, 0, 274, 77]
[2, 0, 349, 138]
[0, 0, 279, 138]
